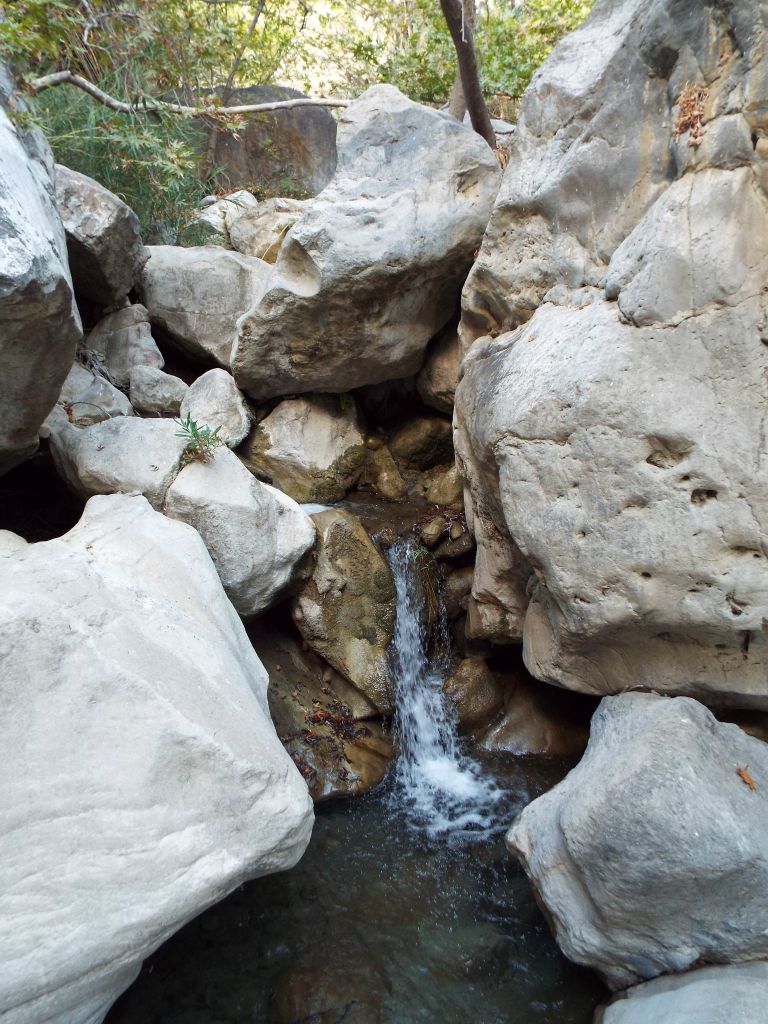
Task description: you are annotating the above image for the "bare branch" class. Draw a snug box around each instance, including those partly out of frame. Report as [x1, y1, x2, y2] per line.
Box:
[23, 71, 349, 118]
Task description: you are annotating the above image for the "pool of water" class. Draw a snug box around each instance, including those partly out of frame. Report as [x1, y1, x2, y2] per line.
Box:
[106, 759, 606, 1024]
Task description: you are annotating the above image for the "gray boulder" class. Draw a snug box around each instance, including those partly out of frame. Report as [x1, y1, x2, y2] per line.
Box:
[454, 0, 768, 704]
[0, 493, 312, 1024]
[0, 107, 81, 475]
[232, 85, 500, 400]
[139, 245, 271, 366]
[228, 196, 308, 263]
[507, 693, 768, 990]
[85, 305, 164, 388]
[49, 417, 186, 509]
[179, 368, 251, 447]
[55, 164, 148, 306]
[596, 962, 768, 1024]
[164, 448, 315, 617]
[53, 362, 134, 425]
[240, 395, 365, 503]
[129, 365, 189, 417]
[417, 327, 460, 414]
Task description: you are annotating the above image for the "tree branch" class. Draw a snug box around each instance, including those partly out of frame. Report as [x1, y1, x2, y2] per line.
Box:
[23, 71, 349, 118]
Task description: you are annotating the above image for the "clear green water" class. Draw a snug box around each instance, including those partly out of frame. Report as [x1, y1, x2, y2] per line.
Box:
[106, 758, 605, 1024]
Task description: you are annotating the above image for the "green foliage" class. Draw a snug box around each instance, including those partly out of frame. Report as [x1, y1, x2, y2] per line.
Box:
[175, 415, 225, 466]
[1, 0, 594, 237]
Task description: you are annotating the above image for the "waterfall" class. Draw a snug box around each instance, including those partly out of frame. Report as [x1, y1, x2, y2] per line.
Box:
[386, 538, 501, 838]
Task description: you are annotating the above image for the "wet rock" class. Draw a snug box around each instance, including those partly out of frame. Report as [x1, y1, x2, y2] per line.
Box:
[54, 362, 134, 425]
[164, 448, 315, 617]
[55, 164, 148, 306]
[180, 368, 251, 447]
[389, 415, 454, 472]
[232, 85, 500, 399]
[507, 693, 768, 989]
[597, 962, 768, 1024]
[434, 525, 474, 561]
[139, 245, 271, 366]
[420, 515, 448, 548]
[442, 565, 474, 620]
[240, 395, 365, 503]
[417, 327, 460, 414]
[84, 304, 164, 388]
[478, 672, 592, 757]
[0, 107, 81, 475]
[272, 958, 385, 1024]
[292, 509, 396, 713]
[129, 365, 189, 417]
[228, 196, 308, 263]
[442, 657, 503, 730]
[252, 622, 392, 802]
[0, 493, 313, 1024]
[361, 444, 407, 502]
[423, 463, 463, 506]
[454, 0, 768, 704]
[49, 417, 186, 509]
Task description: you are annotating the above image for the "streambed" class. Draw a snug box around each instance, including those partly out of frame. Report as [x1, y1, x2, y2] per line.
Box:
[106, 759, 605, 1024]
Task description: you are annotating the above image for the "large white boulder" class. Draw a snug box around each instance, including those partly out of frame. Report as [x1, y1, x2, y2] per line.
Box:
[54, 164, 148, 306]
[49, 417, 187, 509]
[139, 245, 272, 366]
[0, 107, 81, 475]
[179, 368, 251, 447]
[164, 448, 315, 617]
[454, 0, 768, 704]
[239, 395, 365, 502]
[232, 85, 501, 400]
[507, 693, 768, 990]
[597, 962, 768, 1024]
[0, 493, 313, 1024]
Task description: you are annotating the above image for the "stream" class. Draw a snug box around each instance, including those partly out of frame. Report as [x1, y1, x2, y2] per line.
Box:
[106, 533, 606, 1024]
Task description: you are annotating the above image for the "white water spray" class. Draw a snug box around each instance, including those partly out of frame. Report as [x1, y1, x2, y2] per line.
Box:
[387, 539, 501, 837]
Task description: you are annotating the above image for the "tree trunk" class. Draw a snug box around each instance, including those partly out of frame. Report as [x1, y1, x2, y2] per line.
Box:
[439, 0, 495, 148]
[446, 0, 475, 122]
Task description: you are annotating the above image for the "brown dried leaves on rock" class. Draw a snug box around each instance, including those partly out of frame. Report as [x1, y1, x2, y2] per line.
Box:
[674, 83, 708, 148]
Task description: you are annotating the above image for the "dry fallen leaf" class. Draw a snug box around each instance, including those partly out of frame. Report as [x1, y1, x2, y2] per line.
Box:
[737, 766, 758, 791]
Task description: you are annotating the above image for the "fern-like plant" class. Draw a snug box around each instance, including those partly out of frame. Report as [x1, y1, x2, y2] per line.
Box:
[175, 415, 225, 466]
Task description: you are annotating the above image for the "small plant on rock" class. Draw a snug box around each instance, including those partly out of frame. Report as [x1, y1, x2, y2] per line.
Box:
[175, 414, 224, 466]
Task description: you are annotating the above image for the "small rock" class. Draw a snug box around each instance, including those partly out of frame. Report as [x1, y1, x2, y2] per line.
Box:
[361, 444, 407, 501]
[129, 365, 189, 417]
[420, 515, 448, 548]
[442, 658, 504, 730]
[422, 463, 463, 506]
[55, 362, 134, 425]
[389, 415, 454, 471]
[180, 368, 251, 447]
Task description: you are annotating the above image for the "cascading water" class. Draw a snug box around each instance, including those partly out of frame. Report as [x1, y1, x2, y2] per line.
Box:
[387, 538, 502, 837]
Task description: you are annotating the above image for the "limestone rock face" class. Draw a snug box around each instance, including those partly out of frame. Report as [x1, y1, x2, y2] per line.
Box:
[139, 245, 271, 366]
[0, 493, 313, 1024]
[454, 0, 768, 703]
[507, 693, 768, 990]
[54, 164, 148, 306]
[49, 417, 186, 509]
[597, 962, 768, 1024]
[85, 305, 164, 389]
[0, 108, 81, 475]
[292, 510, 396, 713]
[232, 85, 500, 400]
[164, 448, 315, 617]
[179, 368, 251, 447]
[129, 365, 189, 417]
[241, 395, 365, 503]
